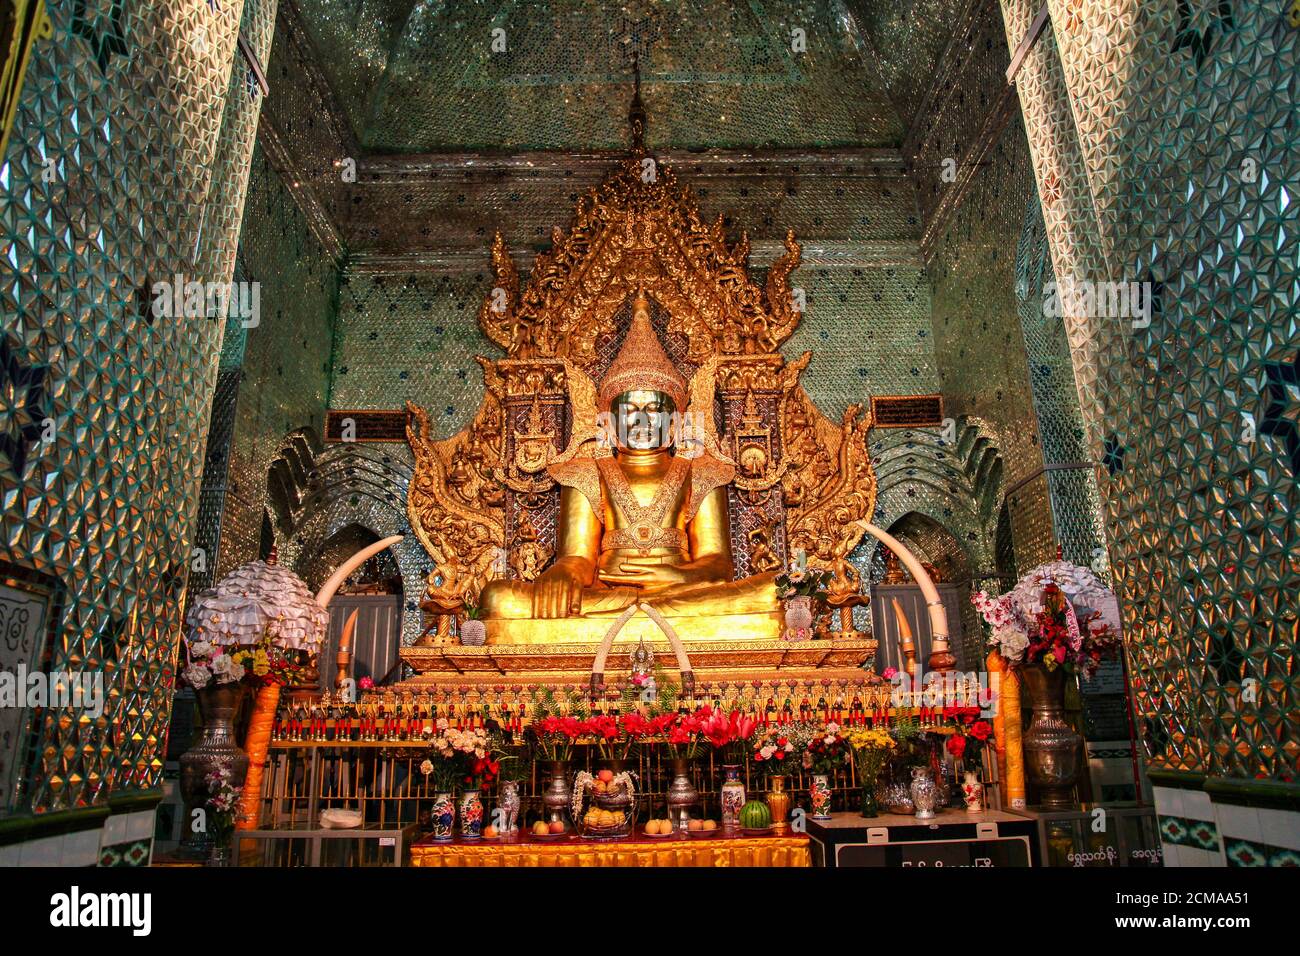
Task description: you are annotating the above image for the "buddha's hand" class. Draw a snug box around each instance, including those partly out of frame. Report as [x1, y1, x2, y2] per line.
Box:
[603, 559, 690, 591]
[532, 561, 586, 618]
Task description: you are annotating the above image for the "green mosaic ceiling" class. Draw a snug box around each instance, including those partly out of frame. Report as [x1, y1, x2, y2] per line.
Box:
[293, 0, 930, 151]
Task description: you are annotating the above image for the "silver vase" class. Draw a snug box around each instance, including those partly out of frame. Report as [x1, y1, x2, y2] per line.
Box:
[542, 761, 572, 829]
[1020, 663, 1082, 810]
[179, 683, 249, 857]
[910, 766, 939, 820]
[666, 758, 698, 831]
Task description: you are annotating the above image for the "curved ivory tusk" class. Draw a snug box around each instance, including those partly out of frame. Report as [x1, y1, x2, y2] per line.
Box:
[890, 596, 917, 679]
[638, 603, 694, 684]
[592, 605, 641, 676]
[854, 521, 954, 672]
[589, 603, 695, 696]
[334, 609, 359, 690]
[314, 534, 404, 608]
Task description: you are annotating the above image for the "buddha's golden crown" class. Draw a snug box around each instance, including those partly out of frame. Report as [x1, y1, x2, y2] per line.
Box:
[597, 290, 688, 410]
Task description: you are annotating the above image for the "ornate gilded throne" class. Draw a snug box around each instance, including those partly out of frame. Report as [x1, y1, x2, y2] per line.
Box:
[400, 94, 879, 691]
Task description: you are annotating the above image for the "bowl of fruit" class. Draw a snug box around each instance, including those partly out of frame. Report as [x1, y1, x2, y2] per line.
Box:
[530, 819, 570, 840]
[573, 769, 635, 839]
[580, 806, 632, 840]
[642, 818, 677, 838]
[685, 818, 720, 838]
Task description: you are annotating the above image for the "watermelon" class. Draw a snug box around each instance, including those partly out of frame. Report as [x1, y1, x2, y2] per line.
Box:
[739, 799, 771, 829]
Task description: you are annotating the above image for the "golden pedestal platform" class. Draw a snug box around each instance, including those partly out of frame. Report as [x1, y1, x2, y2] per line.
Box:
[397, 635, 879, 694]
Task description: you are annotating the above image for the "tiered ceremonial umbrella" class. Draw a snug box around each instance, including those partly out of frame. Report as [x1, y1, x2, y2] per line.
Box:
[185, 552, 328, 830]
[186, 535, 402, 831]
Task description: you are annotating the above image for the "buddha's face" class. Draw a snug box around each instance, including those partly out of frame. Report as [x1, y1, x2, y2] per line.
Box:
[611, 389, 676, 451]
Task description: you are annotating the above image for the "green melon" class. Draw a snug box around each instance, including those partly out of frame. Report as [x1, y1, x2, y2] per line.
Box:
[739, 799, 771, 829]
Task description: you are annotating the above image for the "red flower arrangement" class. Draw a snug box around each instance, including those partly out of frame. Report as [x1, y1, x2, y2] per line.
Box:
[699, 708, 759, 763]
[1024, 582, 1119, 678]
[529, 713, 586, 761]
[804, 725, 851, 776]
[943, 705, 995, 772]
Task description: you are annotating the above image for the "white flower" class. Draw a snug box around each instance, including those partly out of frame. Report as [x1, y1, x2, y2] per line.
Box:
[183, 663, 211, 689]
[993, 625, 1029, 661]
[420, 759, 433, 775]
[190, 640, 213, 659]
[210, 654, 243, 681]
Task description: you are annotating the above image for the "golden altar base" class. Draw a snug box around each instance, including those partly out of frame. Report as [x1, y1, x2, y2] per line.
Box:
[396, 636, 880, 693]
[408, 833, 810, 868]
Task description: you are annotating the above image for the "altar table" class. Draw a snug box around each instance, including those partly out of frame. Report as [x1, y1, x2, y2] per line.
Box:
[408, 832, 810, 867]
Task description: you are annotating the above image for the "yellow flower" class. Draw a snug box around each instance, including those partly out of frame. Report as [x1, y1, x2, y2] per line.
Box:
[252, 649, 271, 676]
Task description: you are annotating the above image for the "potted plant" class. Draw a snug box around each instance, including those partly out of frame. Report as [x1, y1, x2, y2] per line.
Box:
[458, 600, 486, 646]
[974, 580, 1119, 809]
[751, 725, 799, 830]
[177, 638, 250, 857]
[845, 726, 895, 817]
[942, 708, 993, 813]
[774, 564, 830, 640]
[804, 722, 850, 819]
[699, 709, 758, 828]
[201, 768, 242, 866]
[525, 689, 589, 832]
[422, 720, 492, 840]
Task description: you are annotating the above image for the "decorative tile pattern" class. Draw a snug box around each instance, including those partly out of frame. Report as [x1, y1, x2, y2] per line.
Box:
[98, 838, 151, 867]
[292, 0, 905, 152]
[1225, 838, 1300, 868]
[0, 0, 272, 814]
[1003, 0, 1300, 780]
[1159, 813, 1221, 852]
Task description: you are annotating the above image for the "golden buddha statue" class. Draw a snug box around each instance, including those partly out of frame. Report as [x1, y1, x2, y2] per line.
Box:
[480, 292, 780, 643]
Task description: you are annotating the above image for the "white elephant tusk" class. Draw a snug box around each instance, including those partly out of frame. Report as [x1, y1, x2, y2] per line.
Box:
[314, 535, 404, 608]
[854, 521, 954, 672]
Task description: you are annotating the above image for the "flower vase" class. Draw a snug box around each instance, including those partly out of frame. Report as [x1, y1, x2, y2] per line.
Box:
[499, 779, 521, 833]
[666, 757, 698, 831]
[206, 843, 231, 867]
[961, 771, 985, 814]
[766, 775, 791, 832]
[720, 765, 746, 829]
[430, 791, 455, 841]
[783, 596, 813, 640]
[458, 788, 484, 838]
[809, 773, 832, 819]
[1020, 663, 1081, 810]
[179, 683, 249, 858]
[859, 784, 880, 818]
[910, 766, 939, 820]
[542, 760, 572, 830]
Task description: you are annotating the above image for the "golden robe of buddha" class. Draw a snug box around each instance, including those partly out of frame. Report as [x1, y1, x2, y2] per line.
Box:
[481, 293, 779, 641]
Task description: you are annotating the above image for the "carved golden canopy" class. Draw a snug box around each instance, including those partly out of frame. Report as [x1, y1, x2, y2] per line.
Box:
[475, 153, 805, 368]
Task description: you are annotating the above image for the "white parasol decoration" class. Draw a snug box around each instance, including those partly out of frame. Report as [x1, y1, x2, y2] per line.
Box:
[1006, 560, 1120, 634]
[973, 559, 1121, 664]
[185, 554, 329, 652]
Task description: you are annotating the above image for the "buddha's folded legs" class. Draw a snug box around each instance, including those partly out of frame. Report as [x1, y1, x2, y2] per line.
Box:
[480, 572, 778, 620]
[480, 578, 642, 619]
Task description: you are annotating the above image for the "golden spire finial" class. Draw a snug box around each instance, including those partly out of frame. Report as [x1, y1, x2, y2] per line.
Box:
[598, 290, 687, 410]
[628, 52, 647, 155]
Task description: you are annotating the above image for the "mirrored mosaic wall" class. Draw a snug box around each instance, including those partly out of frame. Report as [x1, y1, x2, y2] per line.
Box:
[1000, 0, 1298, 780]
[0, 1, 271, 815]
[190, 143, 341, 590]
